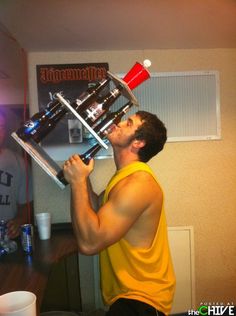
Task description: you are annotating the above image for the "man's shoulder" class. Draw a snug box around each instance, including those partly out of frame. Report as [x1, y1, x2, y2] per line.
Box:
[125, 169, 158, 185]
[2, 148, 18, 157]
[1, 148, 14, 161]
[0, 148, 24, 169]
[113, 170, 161, 196]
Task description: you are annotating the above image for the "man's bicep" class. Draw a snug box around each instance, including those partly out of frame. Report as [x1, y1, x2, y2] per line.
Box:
[96, 184, 146, 247]
[98, 190, 105, 207]
[87, 178, 100, 211]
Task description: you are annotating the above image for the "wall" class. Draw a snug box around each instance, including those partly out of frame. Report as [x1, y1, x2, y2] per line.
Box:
[28, 49, 236, 310]
[0, 30, 26, 105]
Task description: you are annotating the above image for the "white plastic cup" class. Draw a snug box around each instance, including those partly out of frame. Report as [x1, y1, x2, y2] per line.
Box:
[0, 291, 36, 316]
[35, 212, 51, 240]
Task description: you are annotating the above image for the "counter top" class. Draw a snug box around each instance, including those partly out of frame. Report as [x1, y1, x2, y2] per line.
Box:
[0, 227, 78, 315]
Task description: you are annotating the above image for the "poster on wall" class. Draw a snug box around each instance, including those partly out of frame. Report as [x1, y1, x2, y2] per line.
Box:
[36, 62, 110, 160]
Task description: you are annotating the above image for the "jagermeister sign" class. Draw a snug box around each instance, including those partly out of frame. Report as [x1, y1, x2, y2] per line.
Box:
[36, 63, 109, 147]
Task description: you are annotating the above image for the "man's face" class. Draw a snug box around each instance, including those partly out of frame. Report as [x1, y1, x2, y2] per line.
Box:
[107, 114, 143, 148]
[0, 114, 6, 148]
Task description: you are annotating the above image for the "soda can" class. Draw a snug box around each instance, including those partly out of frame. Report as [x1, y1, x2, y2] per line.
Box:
[0, 220, 7, 241]
[21, 224, 34, 254]
[0, 246, 8, 256]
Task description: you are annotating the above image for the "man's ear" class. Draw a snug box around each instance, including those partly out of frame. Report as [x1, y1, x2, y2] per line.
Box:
[132, 139, 146, 150]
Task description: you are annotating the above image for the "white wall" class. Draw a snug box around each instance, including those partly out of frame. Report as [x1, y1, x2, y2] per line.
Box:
[0, 31, 27, 105]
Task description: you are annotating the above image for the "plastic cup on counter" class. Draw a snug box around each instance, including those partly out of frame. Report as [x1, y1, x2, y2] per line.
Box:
[0, 291, 36, 316]
[35, 212, 51, 240]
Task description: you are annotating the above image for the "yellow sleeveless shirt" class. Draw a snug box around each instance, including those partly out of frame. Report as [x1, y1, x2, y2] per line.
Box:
[99, 162, 176, 315]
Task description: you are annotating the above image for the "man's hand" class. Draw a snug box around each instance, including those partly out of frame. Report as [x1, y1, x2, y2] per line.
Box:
[7, 218, 21, 239]
[63, 154, 94, 185]
[7, 202, 34, 239]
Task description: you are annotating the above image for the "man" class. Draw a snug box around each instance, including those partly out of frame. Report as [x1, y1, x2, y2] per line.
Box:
[63, 111, 176, 316]
[0, 110, 33, 239]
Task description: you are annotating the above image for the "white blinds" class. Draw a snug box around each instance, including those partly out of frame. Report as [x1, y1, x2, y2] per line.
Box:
[113, 71, 221, 142]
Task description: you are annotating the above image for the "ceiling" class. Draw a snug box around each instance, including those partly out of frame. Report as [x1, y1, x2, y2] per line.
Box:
[0, 0, 236, 83]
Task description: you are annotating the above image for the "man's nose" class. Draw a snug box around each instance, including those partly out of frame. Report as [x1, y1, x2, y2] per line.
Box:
[117, 120, 125, 128]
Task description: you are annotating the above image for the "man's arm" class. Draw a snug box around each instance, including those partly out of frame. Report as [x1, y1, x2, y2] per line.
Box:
[63, 155, 154, 255]
[86, 178, 100, 211]
[7, 201, 34, 239]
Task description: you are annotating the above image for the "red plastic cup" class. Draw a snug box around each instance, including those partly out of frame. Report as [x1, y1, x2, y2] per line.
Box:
[122, 62, 151, 90]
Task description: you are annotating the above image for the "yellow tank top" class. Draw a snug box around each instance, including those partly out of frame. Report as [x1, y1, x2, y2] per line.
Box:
[99, 162, 176, 315]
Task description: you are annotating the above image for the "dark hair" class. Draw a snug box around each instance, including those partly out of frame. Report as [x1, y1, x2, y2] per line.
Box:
[0, 109, 6, 122]
[134, 111, 167, 162]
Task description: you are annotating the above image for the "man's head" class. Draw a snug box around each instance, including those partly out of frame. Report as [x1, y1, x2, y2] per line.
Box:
[134, 111, 167, 162]
[0, 110, 6, 149]
[108, 110, 167, 162]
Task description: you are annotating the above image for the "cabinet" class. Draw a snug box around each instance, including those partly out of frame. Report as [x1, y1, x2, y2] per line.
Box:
[41, 252, 82, 313]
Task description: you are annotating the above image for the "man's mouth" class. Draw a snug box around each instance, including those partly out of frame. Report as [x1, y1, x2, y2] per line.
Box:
[106, 124, 117, 134]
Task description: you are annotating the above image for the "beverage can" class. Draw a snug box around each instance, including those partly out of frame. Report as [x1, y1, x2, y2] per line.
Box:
[0, 246, 8, 256]
[0, 220, 7, 241]
[21, 224, 34, 254]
